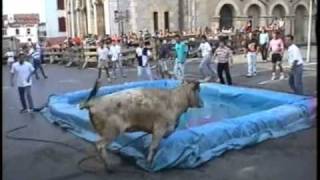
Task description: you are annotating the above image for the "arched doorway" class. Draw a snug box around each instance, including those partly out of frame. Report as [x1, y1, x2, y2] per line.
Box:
[219, 4, 234, 30]
[295, 5, 307, 43]
[247, 4, 261, 29]
[272, 4, 285, 19]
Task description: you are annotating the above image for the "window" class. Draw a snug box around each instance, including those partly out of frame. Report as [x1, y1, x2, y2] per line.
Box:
[27, 28, 31, 35]
[153, 12, 159, 32]
[2, 29, 7, 35]
[58, 17, 66, 32]
[15, 29, 20, 35]
[57, 0, 65, 10]
[164, 11, 170, 31]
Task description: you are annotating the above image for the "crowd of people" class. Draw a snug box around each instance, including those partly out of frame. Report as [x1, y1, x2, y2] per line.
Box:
[6, 18, 305, 113]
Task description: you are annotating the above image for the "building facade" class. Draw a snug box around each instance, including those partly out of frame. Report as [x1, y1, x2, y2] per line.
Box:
[3, 14, 40, 43]
[45, 0, 67, 38]
[65, 0, 316, 43]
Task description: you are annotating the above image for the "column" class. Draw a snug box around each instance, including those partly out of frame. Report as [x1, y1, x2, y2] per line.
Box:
[70, 0, 76, 37]
[93, 2, 98, 35]
[129, 0, 137, 33]
[104, 0, 111, 34]
[86, 0, 93, 34]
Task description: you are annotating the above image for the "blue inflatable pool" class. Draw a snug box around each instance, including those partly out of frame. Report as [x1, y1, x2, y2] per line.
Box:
[41, 80, 316, 172]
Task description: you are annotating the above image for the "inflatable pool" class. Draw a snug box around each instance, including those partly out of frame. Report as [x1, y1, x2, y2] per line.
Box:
[41, 80, 316, 172]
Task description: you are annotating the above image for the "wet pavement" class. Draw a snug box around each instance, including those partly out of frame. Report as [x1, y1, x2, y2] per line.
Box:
[2, 56, 317, 180]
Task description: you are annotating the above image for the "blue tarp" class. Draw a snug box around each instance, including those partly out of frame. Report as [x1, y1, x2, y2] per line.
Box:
[41, 80, 317, 172]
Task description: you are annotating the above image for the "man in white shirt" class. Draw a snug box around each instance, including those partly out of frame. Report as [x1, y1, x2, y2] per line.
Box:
[109, 40, 126, 79]
[10, 51, 36, 113]
[285, 34, 304, 95]
[198, 35, 216, 81]
[97, 42, 111, 82]
[5, 48, 15, 69]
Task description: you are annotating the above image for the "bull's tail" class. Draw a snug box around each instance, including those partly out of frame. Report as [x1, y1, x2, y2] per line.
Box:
[80, 69, 102, 110]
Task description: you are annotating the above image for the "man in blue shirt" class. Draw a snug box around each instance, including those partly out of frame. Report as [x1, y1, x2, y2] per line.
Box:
[174, 35, 188, 80]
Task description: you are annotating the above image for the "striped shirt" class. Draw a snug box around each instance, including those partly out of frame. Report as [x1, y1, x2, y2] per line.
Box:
[214, 47, 232, 63]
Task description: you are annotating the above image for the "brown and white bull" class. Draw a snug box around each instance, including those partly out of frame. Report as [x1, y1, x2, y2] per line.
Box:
[80, 80, 203, 171]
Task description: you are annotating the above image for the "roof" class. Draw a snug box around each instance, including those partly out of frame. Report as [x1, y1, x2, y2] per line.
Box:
[3, 14, 40, 27]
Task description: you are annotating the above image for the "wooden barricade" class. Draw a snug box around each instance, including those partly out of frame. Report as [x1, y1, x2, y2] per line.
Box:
[82, 46, 98, 69]
[43, 47, 65, 64]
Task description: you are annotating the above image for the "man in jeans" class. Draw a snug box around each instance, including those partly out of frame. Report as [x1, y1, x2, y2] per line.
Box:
[198, 35, 217, 81]
[285, 34, 304, 95]
[173, 35, 188, 80]
[259, 27, 269, 62]
[11, 51, 36, 113]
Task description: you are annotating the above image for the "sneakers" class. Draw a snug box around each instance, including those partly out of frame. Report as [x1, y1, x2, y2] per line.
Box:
[20, 109, 34, 113]
[107, 78, 112, 82]
[246, 74, 253, 78]
[279, 73, 285, 80]
[271, 73, 276, 80]
[20, 109, 28, 113]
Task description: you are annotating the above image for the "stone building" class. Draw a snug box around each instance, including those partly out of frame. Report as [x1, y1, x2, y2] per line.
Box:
[3, 14, 40, 43]
[66, 0, 316, 43]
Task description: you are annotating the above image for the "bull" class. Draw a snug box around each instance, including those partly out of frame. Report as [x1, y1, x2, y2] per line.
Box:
[80, 79, 203, 171]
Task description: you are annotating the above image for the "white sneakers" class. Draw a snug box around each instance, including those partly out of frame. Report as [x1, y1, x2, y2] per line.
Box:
[271, 73, 276, 80]
[271, 72, 285, 80]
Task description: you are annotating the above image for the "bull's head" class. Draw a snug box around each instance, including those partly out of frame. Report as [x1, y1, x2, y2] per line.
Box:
[182, 80, 203, 108]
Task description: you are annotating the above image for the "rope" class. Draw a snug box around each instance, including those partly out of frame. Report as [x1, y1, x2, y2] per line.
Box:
[5, 124, 149, 174]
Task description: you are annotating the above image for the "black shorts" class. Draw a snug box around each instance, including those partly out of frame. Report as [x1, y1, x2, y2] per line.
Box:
[271, 53, 282, 63]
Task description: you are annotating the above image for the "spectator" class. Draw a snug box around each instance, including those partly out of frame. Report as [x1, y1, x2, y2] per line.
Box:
[213, 40, 233, 85]
[259, 27, 269, 62]
[30, 45, 48, 79]
[97, 42, 111, 82]
[10, 51, 36, 113]
[138, 41, 153, 80]
[5, 48, 15, 70]
[109, 40, 126, 79]
[268, 31, 285, 80]
[198, 35, 216, 82]
[158, 39, 172, 79]
[285, 34, 304, 94]
[245, 33, 259, 77]
[245, 20, 252, 33]
[173, 34, 188, 80]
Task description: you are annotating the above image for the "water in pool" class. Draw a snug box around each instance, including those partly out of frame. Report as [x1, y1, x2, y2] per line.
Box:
[177, 94, 271, 129]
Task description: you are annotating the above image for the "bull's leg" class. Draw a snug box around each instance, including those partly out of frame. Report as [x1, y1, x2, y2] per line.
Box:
[147, 127, 167, 163]
[96, 126, 121, 172]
